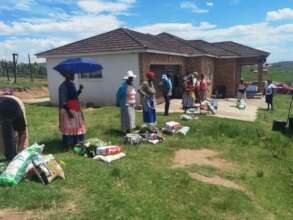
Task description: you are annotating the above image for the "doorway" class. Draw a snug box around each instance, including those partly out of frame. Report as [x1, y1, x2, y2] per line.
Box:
[149, 64, 183, 101]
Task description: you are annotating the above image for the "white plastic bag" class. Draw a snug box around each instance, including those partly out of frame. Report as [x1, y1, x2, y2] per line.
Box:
[93, 152, 126, 163]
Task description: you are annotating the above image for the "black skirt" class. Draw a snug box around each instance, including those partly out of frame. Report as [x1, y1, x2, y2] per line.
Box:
[266, 94, 273, 104]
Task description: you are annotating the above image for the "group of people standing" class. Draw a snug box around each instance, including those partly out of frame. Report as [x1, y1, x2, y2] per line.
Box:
[116, 71, 158, 133]
[182, 72, 209, 113]
[0, 68, 277, 162]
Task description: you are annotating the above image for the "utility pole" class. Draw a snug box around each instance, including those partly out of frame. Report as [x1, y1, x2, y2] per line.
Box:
[28, 53, 33, 82]
[12, 53, 18, 83]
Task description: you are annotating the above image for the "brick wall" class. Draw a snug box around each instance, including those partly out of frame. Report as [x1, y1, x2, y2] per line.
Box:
[187, 56, 215, 97]
[139, 53, 186, 81]
[214, 59, 237, 97]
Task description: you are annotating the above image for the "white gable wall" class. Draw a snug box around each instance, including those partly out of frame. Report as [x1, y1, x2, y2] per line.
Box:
[46, 53, 140, 106]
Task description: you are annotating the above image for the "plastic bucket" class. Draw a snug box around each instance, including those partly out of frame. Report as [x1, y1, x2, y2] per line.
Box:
[272, 120, 287, 132]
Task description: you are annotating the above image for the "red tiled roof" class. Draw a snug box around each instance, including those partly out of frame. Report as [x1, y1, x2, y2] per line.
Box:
[156, 33, 205, 55]
[37, 28, 270, 59]
[187, 40, 237, 57]
[212, 41, 270, 58]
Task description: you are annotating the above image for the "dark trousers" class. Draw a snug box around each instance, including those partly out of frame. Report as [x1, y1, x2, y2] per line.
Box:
[164, 96, 171, 115]
[1, 120, 17, 161]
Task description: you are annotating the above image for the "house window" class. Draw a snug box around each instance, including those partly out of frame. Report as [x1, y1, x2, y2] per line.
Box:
[78, 70, 102, 79]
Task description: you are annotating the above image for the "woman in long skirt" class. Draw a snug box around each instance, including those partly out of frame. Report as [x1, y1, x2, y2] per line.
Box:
[59, 72, 86, 147]
[138, 71, 157, 125]
[182, 74, 195, 113]
[116, 71, 137, 133]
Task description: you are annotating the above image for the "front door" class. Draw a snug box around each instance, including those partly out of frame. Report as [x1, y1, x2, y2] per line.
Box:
[149, 64, 182, 102]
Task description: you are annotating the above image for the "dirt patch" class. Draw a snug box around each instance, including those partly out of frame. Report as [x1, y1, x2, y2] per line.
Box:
[188, 172, 244, 191]
[12, 87, 48, 100]
[173, 149, 236, 171]
[0, 209, 32, 220]
[173, 148, 244, 191]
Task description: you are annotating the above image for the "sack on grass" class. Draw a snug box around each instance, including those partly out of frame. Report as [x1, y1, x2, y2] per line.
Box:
[93, 152, 126, 163]
[0, 144, 44, 186]
[180, 114, 193, 121]
[176, 126, 190, 136]
[124, 133, 143, 145]
[32, 154, 65, 185]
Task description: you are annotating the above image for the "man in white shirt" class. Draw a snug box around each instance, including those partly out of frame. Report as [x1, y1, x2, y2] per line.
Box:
[265, 80, 275, 111]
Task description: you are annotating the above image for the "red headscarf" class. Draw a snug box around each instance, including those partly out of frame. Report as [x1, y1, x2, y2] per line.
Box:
[146, 71, 156, 79]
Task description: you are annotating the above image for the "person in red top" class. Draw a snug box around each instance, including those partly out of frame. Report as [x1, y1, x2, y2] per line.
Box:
[182, 74, 195, 113]
[199, 73, 209, 102]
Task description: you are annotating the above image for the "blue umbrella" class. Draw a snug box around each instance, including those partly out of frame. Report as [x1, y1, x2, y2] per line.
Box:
[54, 58, 103, 74]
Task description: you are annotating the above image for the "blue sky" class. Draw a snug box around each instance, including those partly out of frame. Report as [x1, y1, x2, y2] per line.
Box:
[0, 0, 293, 62]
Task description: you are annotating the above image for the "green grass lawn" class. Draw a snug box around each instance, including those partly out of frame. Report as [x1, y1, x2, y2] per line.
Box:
[0, 77, 47, 89]
[1, 95, 293, 219]
[241, 67, 293, 83]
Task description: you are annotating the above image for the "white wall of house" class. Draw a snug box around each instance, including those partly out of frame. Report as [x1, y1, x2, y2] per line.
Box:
[46, 53, 140, 106]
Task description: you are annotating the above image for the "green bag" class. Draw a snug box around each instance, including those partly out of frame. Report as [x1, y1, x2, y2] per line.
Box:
[0, 144, 44, 186]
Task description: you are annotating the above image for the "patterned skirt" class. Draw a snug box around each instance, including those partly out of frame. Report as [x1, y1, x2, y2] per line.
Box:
[121, 104, 136, 132]
[143, 96, 157, 124]
[59, 109, 86, 145]
[182, 93, 194, 108]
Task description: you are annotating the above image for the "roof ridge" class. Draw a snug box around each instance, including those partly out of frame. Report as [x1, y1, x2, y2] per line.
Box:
[121, 28, 148, 49]
[214, 41, 269, 55]
[158, 32, 208, 55]
[211, 42, 246, 56]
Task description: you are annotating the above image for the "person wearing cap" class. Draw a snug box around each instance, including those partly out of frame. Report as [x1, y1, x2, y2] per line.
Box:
[58, 71, 86, 147]
[0, 90, 29, 161]
[138, 71, 157, 124]
[161, 73, 173, 116]
[116, 70, 137, 133]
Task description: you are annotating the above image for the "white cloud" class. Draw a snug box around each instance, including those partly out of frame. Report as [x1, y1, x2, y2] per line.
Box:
[180, 1, 209, 14]
[0, 14, 122, 62]
[77, 0, 136, 14]
[0, 0, 34, 11]
[206, 1, 213, 7]
[266, 8, 293, 21]
[0, 14, 122, 38]
[0, 37, 69, 62]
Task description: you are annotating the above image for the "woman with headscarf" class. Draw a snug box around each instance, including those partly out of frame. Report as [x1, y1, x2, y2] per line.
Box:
[182, 74, 195, 113]
[0, 90, 29, 161]
[116, 70, 137, 133]
[138, 71, 157, 125]
[58, 72, 86, 147]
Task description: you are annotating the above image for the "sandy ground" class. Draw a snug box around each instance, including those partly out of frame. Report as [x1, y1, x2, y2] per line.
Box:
[3, 87, 50, 104]
[157, 98, 266, 122]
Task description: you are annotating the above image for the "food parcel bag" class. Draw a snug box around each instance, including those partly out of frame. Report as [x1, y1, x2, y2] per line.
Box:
[93, 152, 126, 163]
[32, 154, 65, 185]
[0, 144, 44, 186]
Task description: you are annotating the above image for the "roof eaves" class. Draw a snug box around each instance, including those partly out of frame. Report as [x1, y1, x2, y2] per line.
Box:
[36, 48, 148, 58]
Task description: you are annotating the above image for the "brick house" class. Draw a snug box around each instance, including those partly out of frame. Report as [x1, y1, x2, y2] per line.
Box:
[37, 28, 269, 106]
